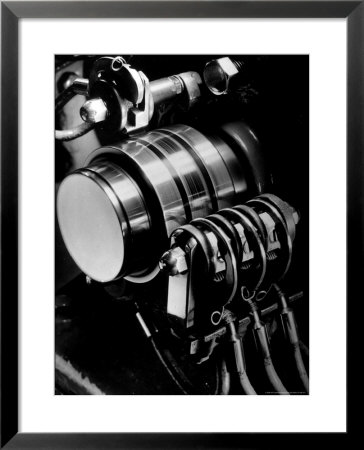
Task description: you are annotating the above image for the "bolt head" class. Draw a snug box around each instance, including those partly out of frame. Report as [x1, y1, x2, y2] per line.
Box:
[203, 57, 239, 95]
[80, 98, 109, 124]
[159, 247, 188, 275]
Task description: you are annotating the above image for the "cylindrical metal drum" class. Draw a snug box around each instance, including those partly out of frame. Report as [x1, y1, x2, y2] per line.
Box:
[57, 122, 268, 283]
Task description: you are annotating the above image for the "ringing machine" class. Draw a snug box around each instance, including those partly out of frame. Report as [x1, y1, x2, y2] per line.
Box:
[55, 55, 309, 395]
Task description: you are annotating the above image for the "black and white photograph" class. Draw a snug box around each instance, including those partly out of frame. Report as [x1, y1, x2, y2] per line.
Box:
[1, 0, 356, 446]
[55, 54, 309, 395]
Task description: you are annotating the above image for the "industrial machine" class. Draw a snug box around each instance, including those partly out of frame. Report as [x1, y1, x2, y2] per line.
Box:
[55, 55, 309, 395]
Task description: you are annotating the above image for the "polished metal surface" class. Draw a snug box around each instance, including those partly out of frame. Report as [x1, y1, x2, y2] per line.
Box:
[203, 57, 239, 96]
[57, 122, 265, 283]
[175, 72, 202, 109]
[57, 172, 126, 282]
[162, 125, 240, 209]
[141, 129, 213, 222]
[57, 163, 152, 282]
[150, 75, 183, 105]
[80, 97, 109, 124]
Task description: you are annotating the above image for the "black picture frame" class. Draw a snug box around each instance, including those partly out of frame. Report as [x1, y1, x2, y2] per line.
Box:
[1, 1, 360, 448]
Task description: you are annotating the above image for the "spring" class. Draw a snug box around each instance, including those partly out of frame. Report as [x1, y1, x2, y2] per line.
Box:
[214, 271, 226, 282]
[241, 261, 253, 270]
[267, 251, 278, 261]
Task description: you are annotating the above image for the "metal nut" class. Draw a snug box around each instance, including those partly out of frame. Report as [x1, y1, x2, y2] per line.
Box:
[80, 97, 109, 124]
[159, 247, 188, 276]
[203, 57, 239, 95]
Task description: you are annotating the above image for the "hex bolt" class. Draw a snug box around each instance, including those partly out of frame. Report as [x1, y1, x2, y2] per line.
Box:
[80, 97, 109, 124]
[203, 57, 241, 95]
[159, 247, 188, 276]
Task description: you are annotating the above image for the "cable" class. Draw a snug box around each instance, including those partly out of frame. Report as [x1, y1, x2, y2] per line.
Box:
[243, 291, 289, 395]
[223, 310, 257, 395]
[56, 85, 77, 113]
[149, 338, 190, 395]
[299, 340, 309, 357]
[218, 358, 231, 395]
[238, 369, 257, 395]
[55, 77, 89, 113]
[292, 342, 309, 393]
[255, 325, 289, 395]
[273, 284, 309, 393]
[55, 122, 95, 142]
[56, 77, 92, 141]
[135, 309, 218, 395]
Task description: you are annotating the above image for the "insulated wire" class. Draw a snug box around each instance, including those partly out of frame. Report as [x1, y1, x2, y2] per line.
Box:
[136, 310, 218, 395]
[149, 337, 190, 395]
[257, 328, 289, 395]
[246, 298, 289, 395]
[293, 342, 309, 393]
[299, 340, 309, 357]
[239, 370, 257, 395]
[234, 208, 288, 394]
[55, 121, 95, 142]
[56, 80, 93, 142]
[263, 354, 290, 394]
[218, 358, 231, 395]
[225, 316, 257, 395]
[56, 85, 77, 113]
[151, 338, 220, 395]
[273, 284, 309, 393]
